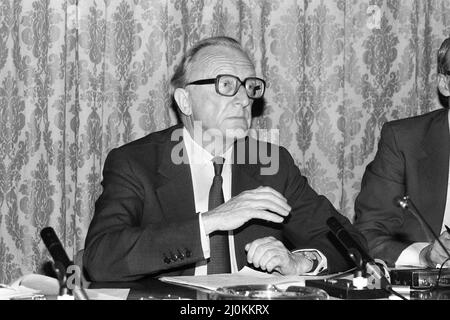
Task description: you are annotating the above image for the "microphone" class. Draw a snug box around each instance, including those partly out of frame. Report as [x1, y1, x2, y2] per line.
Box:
[40, 227, 72, 270]
[326, 216, 373, 267]
[395, 195, 450, 263]
[40, 227, 89, 300]
[326, 217, 408, 300]
[326, 217, 391, 290]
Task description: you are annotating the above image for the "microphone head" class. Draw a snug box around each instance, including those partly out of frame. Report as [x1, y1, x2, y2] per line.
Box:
[326, 216, 373, 266]
[393, 195, 408, 209]
[40, 227, 59, 248]
[40, 227, 72, 270]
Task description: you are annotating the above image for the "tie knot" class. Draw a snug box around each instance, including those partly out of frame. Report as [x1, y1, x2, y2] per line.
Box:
[212, 157, 225, 176]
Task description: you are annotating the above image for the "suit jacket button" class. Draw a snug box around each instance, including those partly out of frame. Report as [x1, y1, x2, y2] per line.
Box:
[177, 249, 185, 260]
[185, 248, 191, 257]
[170, 251, 177, 262]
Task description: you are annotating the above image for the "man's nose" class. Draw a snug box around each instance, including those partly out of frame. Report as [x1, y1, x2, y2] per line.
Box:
[234, 85, 250, 108]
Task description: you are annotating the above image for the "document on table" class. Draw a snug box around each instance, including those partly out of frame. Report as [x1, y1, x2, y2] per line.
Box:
[0, 284, 42, 300]
[159, 267, 344, 292]
[2, 274, 130, 300]
[84, 288, 130, 300]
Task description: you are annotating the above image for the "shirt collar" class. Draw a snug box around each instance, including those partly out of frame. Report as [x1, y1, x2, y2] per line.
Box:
[183, 127, 233, 166]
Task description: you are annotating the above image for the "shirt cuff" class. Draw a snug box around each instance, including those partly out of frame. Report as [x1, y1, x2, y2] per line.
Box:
[198, 212, 210, 259]
[292, 249, 327, 275]
[395, 242, 429, 267]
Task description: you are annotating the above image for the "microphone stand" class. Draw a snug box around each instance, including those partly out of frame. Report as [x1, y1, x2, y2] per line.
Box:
[45, 261, 89, 300]
[65, 265, 89, 300]
[54, 261, 68, 296]
[347, 249, 370, 290]
[363, 259, 408, 300]
[396, 195, 450, 263]
[326, 217, 408, 299]
[40, 227, 89, 300]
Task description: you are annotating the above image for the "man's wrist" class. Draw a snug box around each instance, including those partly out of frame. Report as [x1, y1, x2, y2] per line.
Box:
[201, 210, 216, 235]
[293, 252, 317, 274]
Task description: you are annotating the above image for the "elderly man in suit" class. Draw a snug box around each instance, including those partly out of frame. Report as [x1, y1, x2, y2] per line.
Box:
[354, 37, 450, 268]
[84, 36, 365, 282]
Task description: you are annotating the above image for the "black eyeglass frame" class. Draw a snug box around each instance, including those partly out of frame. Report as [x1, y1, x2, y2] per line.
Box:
[185, 74, 266, 99]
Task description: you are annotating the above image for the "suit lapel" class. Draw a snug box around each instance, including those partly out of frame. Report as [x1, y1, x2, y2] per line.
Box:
[231, 161, 261, 197]
[416, 110, 450, 233]
[155, 126, 197, 222]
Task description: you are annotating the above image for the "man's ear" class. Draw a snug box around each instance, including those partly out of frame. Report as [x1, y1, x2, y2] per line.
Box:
[438, 74, 450, 97]
[174, 88, 192, 116]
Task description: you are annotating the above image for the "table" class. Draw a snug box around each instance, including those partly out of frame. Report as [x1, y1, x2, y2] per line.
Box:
[89, 276, 209, 300]
[88, 276, 450, 300]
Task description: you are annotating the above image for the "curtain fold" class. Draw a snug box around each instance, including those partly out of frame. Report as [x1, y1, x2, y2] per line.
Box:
[1, 0, 449, 283]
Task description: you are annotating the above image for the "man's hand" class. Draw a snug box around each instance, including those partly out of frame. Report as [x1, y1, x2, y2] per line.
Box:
[419, 231, 450, 267]
[244, 236, 314, 275]
[202, 186, 291, 234]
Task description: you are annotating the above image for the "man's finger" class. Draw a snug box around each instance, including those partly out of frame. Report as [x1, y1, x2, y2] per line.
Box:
[258, 210, 286, 223]
[245, 209, 285, 224]
[246, 237, 276, 264]
[259, 249, 283, 271]
[254, 186, 289, 203]
[265, 255, 283, 273]
[250, 191, 291, 212]
[251, 199, 290, 217]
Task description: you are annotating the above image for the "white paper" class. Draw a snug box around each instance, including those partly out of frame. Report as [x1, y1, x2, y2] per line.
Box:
[159, 266, 340, 292]
[3, 274, 130, 300]
[0, 284, 42, 300]
[84, 288, 130, 300]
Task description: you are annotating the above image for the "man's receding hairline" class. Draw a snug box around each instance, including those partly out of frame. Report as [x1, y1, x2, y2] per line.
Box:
[170, 36, 251, 92]
[189, 44, 250, 67]
[186, 44, 253, 80]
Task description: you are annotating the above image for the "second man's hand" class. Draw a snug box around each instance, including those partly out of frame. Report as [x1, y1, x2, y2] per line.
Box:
[202, 186, 291, 235]
[419, 230, 450, 267]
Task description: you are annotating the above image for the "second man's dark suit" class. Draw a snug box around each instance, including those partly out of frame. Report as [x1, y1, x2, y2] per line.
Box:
[84, 124, 365, 281]
[354, 109, 450, 266]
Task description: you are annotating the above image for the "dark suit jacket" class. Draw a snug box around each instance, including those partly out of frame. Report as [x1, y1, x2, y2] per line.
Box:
[354, 109, 450, 267]
[84, 124, 365, 282]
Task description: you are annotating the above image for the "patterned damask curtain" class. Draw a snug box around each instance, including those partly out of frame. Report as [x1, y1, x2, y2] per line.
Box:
[1, 0, 450, 283]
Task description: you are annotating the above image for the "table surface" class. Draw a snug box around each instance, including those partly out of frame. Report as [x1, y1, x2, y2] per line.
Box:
[89, 276, 209, 300]
[88, 276, 450, 300]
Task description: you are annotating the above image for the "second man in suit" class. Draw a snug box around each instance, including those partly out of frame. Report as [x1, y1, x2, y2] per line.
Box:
[354, 37, 450, 268]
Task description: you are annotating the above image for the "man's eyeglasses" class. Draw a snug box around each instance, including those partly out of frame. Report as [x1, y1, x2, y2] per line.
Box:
[185, 74, 266, 99]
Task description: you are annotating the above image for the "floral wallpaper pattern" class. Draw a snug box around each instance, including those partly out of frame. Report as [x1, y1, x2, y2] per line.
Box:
[1, 0, 449, 283]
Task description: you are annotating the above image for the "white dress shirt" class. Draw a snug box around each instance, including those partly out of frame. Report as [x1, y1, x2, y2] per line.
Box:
[395, 111, 450, 267]
[183, 128, 237, 275]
